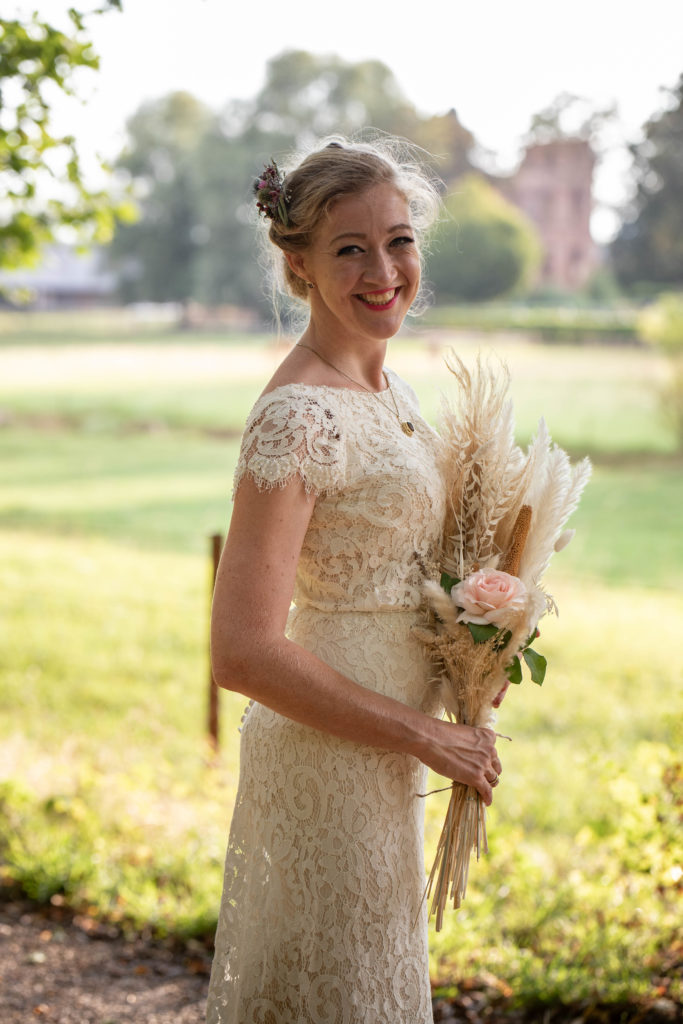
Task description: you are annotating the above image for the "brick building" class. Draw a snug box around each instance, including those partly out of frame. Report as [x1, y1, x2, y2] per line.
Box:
[499, 137, 598, 290]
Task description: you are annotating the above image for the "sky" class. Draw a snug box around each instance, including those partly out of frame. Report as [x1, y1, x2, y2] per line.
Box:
[9, 0, 683, 242]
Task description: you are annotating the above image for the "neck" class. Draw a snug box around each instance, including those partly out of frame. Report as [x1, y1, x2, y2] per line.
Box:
[298, 325, 388, 392]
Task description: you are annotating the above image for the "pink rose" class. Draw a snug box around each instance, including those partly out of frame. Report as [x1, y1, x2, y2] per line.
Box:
[451, 569, 527, 627]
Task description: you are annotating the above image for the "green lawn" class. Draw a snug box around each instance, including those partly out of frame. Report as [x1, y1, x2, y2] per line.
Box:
[0, 318, 681, 1008]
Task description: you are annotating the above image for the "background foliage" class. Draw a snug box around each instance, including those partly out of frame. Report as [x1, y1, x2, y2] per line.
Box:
[429, 174, 542, 302]
[2, 6, 681, 307]
[0, 3, 129, 267]
[611, 73, 683, 291]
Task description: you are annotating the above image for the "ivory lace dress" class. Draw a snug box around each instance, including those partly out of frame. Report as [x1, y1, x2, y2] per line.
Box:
[207, 369, 445, 1024]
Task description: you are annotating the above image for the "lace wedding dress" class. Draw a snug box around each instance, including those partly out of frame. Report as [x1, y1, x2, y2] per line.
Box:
[207, 369, 445, 1024]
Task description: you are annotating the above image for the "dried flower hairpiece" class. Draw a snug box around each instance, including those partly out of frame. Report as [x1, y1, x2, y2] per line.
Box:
[253, 160, 289, 226]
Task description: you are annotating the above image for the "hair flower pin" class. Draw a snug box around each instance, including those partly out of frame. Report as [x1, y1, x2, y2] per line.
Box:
[253, 160, 289, 226]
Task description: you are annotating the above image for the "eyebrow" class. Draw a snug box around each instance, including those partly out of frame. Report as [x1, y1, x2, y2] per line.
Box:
[329, 223, 413, 244]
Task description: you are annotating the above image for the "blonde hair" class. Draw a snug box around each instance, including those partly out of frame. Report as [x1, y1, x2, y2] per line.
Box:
[257, 134, 442, 315]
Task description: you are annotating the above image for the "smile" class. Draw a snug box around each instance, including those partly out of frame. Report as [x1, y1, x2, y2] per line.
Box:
[356, 288, 400, 310]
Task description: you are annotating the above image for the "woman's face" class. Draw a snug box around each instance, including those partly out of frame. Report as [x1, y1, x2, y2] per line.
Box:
[289, 183, 421, 346]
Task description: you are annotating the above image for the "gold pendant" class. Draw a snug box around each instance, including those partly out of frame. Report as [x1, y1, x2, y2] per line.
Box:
[401, 421, 415, 436]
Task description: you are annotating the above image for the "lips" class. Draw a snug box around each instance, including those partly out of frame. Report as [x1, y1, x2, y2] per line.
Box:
[356, 288, 400, 310]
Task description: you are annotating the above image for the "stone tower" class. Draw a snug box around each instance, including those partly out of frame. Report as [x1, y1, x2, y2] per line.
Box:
[501, 138, 598, 290]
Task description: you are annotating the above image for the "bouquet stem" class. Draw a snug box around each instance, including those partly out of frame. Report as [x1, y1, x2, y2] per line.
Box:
[425, 783, 488, 931]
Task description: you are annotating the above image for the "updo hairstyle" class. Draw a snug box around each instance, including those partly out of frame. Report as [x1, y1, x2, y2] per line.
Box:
[261, 135, 441, 308]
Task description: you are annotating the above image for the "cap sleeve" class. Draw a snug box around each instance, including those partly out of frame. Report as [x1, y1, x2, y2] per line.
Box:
[233, 390, 347, 498]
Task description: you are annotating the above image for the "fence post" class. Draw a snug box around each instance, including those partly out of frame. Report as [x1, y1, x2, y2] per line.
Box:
[208, 533, 223, 751]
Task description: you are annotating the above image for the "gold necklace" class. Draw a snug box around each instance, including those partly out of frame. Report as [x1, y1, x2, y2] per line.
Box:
[296, 343, 415, 437]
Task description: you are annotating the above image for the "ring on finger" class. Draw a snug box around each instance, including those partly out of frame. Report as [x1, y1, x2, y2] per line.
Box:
[490, 772, 500, 786]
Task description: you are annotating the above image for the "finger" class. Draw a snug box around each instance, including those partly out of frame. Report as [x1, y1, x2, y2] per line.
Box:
[492, 681, 511, 708]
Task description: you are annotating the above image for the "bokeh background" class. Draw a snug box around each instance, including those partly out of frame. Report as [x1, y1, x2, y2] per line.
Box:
[1, 1, 681, 1019]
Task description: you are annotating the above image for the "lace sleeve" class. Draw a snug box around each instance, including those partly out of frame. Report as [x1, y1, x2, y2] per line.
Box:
[233, 391, 347, 498]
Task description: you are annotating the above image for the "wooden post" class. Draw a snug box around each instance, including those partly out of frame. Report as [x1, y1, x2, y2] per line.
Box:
[208, 533, 223, 751]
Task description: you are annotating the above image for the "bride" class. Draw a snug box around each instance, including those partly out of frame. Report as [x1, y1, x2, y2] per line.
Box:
[206, 136, 504, 1024]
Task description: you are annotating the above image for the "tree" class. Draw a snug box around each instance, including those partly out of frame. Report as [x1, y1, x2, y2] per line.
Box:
[611, 73, 683, 289]
[413, 108, 475, 184]
[523, 91, 616, 147]
[109, 92, 271, 311]
[108, 52, 478, 312]
[190, 130, 267, 310]
[427, 174, 542, 303]
[246, 50, 424, 146]
[108, 92, 214, 304]
[0, 3, 125, 268]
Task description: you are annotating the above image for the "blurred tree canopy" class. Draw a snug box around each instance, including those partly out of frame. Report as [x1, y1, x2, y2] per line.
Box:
[610, 73, 683, 289]
[523, 91, 616, 146]
[108, 91, 271, 309]
[108, 51, 478, 312]
[427, 174, 542, 302]
[0, 2, 127, 269]
[108, 92, 214, 305]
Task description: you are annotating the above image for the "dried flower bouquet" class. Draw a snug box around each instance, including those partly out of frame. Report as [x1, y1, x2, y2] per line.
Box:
[415, 353, 591, 930]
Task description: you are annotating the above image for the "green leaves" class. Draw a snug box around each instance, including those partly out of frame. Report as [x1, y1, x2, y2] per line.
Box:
[504, 647, 546, 686]
[440, 571, 459, 594]
[0, 7, 121, 270]
[466, 622, 499, 643]
[506, 656, 523, 685]
[523, 647, 547, 686]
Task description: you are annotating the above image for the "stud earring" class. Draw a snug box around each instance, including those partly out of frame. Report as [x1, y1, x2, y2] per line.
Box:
[306, 282, 315, 290]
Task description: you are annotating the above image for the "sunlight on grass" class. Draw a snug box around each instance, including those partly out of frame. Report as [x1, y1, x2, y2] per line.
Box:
[0, 324, 681, 1005]
[0, 530, 680, 1001]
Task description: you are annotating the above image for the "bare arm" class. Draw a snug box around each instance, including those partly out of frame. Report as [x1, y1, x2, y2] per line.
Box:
[211, 475, 502, 804]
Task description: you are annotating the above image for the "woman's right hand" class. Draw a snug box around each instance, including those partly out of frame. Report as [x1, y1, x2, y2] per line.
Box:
[415, 718, 502, 806]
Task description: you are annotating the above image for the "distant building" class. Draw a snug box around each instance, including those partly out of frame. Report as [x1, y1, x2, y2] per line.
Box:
[498, 138, 599, 291]
[0, 245, 117, 308]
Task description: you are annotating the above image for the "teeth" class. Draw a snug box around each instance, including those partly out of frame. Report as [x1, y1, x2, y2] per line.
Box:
[360, 289, 396, 305]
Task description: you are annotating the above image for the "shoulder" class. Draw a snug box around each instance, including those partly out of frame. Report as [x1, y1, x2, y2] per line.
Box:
[234, 385, 348, 497]
[246, 384, 343, 433]
[384, 367, 420, 409]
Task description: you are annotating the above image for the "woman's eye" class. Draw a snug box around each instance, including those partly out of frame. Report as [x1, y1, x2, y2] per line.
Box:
[391, 235, 415, 247]
[336, 244, 363, 256]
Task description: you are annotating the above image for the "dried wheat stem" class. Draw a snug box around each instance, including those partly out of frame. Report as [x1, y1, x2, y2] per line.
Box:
[500, 504, 532, 576]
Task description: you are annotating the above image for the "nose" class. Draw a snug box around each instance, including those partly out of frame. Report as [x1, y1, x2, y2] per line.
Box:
[363, 246, 399, 286]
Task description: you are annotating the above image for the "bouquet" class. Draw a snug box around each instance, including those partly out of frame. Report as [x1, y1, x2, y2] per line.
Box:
[415, 354, 591, 930]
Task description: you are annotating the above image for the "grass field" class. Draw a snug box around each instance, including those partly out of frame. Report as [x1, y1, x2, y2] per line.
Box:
[0, 314, 681, 1008]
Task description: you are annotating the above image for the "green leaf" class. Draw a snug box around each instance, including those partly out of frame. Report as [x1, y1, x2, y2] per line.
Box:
[506, 656, 523, 684]
[466, 622, 499, 644]
[494, 628, 513, 651]
[440, 572, 460, 594]
[523, 647, 547, 686]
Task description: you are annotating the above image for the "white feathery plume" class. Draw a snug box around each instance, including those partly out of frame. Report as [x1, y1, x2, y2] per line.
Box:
[415, 352, 591, 929]
[439, 352, 531, 578]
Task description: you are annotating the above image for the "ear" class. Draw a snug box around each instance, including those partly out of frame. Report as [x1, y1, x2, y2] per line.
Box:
[284, 250, 312, 286]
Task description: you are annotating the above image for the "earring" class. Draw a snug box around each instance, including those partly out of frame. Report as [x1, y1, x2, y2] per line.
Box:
[306, 282, 315, 290]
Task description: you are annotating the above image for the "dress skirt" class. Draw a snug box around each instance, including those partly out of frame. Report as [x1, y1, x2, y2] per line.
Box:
[206, 607, 438, 1024]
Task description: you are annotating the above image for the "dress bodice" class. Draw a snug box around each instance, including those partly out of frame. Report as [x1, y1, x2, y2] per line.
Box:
[233, 369, 446, 613]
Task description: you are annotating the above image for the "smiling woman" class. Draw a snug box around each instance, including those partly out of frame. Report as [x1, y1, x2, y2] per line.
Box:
[260, 137, 438, 311]
[287, 184, 421, 353]
[205, 137, 504, 1024]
